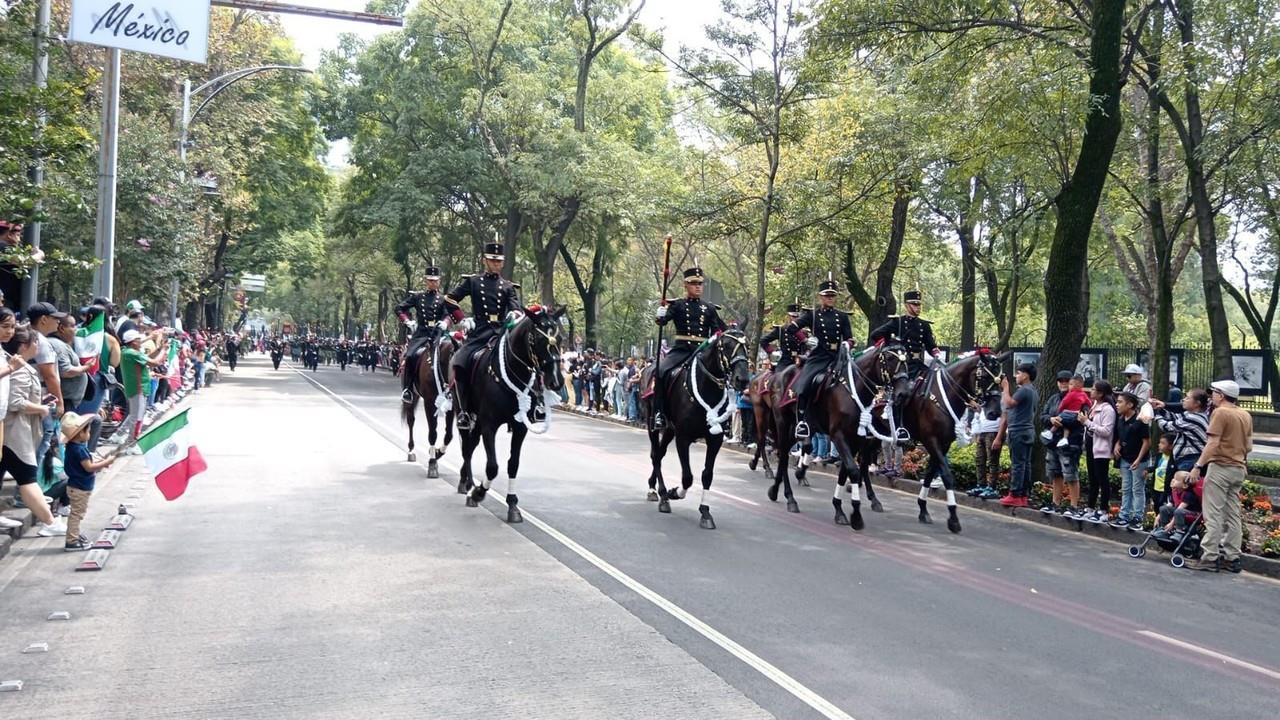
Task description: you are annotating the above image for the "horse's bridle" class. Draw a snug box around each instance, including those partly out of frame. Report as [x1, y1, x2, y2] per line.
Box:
[697, 332, 749, 389]
[934, 353, 1004, 409]
[846, 344, 909, 399]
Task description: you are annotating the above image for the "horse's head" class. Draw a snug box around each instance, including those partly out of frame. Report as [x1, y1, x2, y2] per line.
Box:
[874, 342, 913, 406]
[709, 329, 751, 393]
[518, 304, 566, 392]
[969, 348, 1006, 420]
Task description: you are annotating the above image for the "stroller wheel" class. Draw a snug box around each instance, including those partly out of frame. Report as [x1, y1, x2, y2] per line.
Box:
[1128, 546, 1145, 558]
[1171, 553, 1185, 568]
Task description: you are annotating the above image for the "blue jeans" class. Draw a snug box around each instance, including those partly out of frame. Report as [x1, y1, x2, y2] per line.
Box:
[1119, 459, 1146, 522]
[1008, 427, 1035, 496]
[627, 390, 640, 422]
[193, 361, 205, 389]
[573, 378, 584, 405]
[811, 433, 830, 458]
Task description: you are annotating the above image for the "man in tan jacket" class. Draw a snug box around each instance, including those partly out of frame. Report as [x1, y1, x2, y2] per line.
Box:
[1187, 380, 1253, 573]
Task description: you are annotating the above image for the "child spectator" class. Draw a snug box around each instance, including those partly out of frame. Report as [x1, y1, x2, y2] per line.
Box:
[1151, 471, 1203, 543]
[1111, 392, 1150, 530]
[59, 412, 117, 551]
[1042, 374, 1090, 447]
[1150, 433, 1175, 509]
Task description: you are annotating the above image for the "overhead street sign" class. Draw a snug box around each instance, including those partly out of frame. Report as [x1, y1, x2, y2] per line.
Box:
[70, 1, 212, 64]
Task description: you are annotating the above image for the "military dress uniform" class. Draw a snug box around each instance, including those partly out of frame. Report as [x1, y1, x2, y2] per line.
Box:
[652, 267, 728, 428]
[759, 303, 808, 369]
[446, 242, 524, 427]
[789, 279, 852, 438]
[868, 289, 939, 376]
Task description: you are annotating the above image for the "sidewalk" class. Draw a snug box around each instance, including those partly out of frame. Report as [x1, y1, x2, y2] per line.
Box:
[0, 357, 772, 719]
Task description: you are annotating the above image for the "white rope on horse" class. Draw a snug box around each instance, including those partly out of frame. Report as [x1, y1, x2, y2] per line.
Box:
[931, 364, 973, 447]
[689, 354, 735, 435]
[496, 330, 551, 435]
[844, 350, 899, 443]
[432, 338, 452, 421]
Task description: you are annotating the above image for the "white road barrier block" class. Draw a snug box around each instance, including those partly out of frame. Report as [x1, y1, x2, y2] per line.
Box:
[47, 611, 70, 621]
[63, 586, 85, 595]
[0, 680, 23, 692]
[91, 530, 121, 550]
[106, 515, 133, 531]
[75, 549, 110, 571]
[22, 643, 49, 654]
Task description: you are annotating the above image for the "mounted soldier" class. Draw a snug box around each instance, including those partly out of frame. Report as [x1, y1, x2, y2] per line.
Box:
[397, 261, 452, 403]
[759, 302, 807, 369]
[446, 241, 525, 431]
[869, 289, 941, 377]
[651, 266, 727, 431]
[788, 275, 852, 440]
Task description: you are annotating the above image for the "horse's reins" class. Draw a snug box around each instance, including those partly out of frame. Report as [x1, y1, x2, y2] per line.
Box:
[493, 315, 561, 433]
[686, 332, 747, 435]
[929, 356, 1003, 433]
[844, 346, 909, 443]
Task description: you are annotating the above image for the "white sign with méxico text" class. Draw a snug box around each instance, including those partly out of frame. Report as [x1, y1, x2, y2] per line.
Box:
[70, 1, 212, 64]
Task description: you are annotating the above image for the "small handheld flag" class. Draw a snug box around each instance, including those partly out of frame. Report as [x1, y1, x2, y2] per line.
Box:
[136, 409, 207, 501]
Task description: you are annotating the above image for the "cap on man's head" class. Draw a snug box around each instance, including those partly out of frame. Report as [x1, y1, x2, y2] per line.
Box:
[1055, 370, 1073, 381]
[26, 302, 66, 323]
[1122, 363, 1145, 377]
[1016, 362, 1038, 381]
[1210, 379, 1240, 400]
[125, 299, 144, 313]
[121, 329, 143, 344]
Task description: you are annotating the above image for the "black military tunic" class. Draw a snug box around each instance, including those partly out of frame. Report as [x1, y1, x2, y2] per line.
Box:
[397, 290, 450, 340]
[788, 307, 852, 398]
[446, 272, 522, 364]
[655, 297, 728, 379]
[760, 322, 808, 369]
[869, 314, 938, 374]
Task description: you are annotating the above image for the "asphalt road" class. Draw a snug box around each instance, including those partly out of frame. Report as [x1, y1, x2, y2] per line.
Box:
[289, 356, 1280, 720]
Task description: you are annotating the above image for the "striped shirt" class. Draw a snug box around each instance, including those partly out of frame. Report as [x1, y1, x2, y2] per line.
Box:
[1155, 408, 1209, 460]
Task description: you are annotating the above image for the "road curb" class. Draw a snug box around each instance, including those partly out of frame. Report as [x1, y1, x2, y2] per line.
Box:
[558, 405, 1280, 580]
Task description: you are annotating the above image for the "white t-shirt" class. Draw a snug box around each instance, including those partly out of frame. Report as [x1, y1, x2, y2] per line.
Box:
[0, 348, 10, 416]
[35, 332, 56, 366]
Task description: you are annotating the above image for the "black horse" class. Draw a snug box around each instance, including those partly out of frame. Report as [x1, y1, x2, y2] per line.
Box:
[900, 349, 1006, 533]
[270, 344, 284, 370]
[455, 305, 565, 523]
[823, 343, 912, 529]
[641, 330, 751, 529]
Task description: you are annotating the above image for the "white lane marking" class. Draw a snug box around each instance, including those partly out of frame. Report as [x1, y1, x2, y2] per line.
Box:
[292, 366, 858, 720]
[713, 489, 760, 506]
[1136, 630, 1280, 682]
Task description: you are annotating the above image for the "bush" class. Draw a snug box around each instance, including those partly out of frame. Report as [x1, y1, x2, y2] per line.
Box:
[1247, 459, 1280, 479]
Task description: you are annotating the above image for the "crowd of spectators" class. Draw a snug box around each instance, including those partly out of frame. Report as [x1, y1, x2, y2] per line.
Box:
[0, 288, 236, 552]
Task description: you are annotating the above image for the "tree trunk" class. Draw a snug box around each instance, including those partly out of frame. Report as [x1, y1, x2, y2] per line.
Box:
[1039, 0, 1124, 399]
[752, 138, 780, 353]
[958, 176, 984, 349]
[871, 179, 911, 332]
[1147, 8, 1174, 401]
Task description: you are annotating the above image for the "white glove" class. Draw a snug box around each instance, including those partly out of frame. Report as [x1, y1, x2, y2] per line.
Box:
[506, 310, 525, 324]
[436, 320, 449, 331]
[805, 336, 818, 350]
[655, 305, 667, 320]
[461, 317, 475, 332]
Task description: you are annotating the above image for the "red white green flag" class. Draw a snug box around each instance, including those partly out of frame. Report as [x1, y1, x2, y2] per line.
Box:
[137, 409, 207, 501]
[75, 311, 110, 375]
[166, 339, 182, 388]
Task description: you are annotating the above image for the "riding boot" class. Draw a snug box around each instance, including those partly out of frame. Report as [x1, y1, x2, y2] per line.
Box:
[652, 383, 666, 430]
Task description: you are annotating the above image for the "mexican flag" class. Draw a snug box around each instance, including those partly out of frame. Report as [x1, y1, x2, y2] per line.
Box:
[165, 338, 182, 389]
[137, 409, 207, 501]
[75, 312, 110, 375]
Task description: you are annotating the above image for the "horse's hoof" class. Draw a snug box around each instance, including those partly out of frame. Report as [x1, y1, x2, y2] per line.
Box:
[658, 499, 671, 513]
[427, 460, 439, 479]
[834, 511, 849, 526]
[871, 499, 884, 513]
[748, 458, 758, 471]
[918, 513, 933, 525]
[465, 496, 478, 508]
[767, 484, 779, 502]
[407, 452, 416, 462]
[456, 479, 468, 495]
[666, 488, 684, 501]
[796, 466, 807, 481]
[851, 510, 865, 531]
[798, 476, 810, 487]
[507, 507, 524, 524]
[699, 506, 715, 530]
[646, 490, 660, 502]
[786, 499, 800, 514]
[947, 517, 962, 534]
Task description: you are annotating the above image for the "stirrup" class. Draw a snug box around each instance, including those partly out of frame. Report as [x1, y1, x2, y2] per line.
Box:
[456, 412, 474, 431]
[894, 426, 911, 446]
[652, 412, 666, 430]
[795, 420, 811, 439]
[401, 389, 414, 404]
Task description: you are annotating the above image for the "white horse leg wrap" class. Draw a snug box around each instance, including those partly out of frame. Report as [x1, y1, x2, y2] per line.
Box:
[699, 487, 709, 506]
[850, 484, 861, 502]
[946, 490, 956, 506]
[918, 485, 929, 500]
[508, 475, 517, 497]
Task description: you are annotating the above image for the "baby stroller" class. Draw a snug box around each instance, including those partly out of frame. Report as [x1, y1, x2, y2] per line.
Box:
[1128, 511, 1205, 568]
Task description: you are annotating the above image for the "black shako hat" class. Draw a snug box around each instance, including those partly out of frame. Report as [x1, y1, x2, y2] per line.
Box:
[818, 274, 839, 296]
[683, 267, 705, 282]
[904, 289, 923, 304]
[785, 302, 802, 314]
[483, 242, 505, 260]
[425, 258, 441, 280]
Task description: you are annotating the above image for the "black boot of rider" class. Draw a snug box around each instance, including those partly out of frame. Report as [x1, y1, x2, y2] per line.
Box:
[795, 403, 811, 439]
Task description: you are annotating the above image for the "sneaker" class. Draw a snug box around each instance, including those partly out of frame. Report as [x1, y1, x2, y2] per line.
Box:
[1040, 429, 1054, 443]
[1089, 511, 1107, 524]
[1057, 505, 1075, 516]
[1039, 504, 1056, 514]
[36, 522, 65, 537]
[1011, 496, 1029, 507]
[998, 494, 1017, 506]
[57, 505, 70, 517]
[64, 538, 90, 552]
[979, 487, 1002, 500]
[1150, 528, 1171, 542]
[1127, 520, 1142, 532]
[0, 515, 22, 529]
[1109, 516, 1129, 529]
[1225, 558, 1243, 574]
[1188, 557, 1221, 573]
[1056, 437, 1069, 448]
